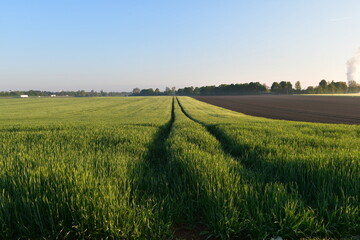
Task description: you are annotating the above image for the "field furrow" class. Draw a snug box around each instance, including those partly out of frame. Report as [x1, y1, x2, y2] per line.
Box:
[177, 96, 360, 238]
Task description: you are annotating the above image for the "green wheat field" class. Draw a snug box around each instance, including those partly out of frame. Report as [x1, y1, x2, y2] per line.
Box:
[0, 96, 359, 239]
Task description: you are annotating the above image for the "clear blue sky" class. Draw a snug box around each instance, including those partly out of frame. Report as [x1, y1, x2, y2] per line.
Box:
[1, 0, 360, 91]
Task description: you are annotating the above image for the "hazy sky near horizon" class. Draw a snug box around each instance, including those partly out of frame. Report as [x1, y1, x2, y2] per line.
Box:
[1, 0, 360, 92]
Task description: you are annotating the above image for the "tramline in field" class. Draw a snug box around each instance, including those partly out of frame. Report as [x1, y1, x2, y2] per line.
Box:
[0, 96, 359, 239]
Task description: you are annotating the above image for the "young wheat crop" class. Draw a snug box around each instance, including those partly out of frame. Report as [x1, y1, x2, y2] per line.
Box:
[0, 96, 358, 239]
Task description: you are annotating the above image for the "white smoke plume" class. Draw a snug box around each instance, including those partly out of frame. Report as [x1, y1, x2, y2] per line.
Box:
[346, 48, 360, 83]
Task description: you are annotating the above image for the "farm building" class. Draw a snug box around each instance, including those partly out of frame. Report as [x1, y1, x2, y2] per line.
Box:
[20, 95, 29, 98]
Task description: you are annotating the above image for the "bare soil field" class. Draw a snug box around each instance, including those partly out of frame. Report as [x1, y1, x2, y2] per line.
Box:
[193, 95, 360, 124]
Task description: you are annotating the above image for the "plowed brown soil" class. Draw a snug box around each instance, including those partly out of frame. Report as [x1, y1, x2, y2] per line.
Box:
[193, 95, 360, 124]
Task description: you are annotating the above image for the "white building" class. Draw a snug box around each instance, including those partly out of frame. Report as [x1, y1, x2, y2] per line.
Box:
[20, 95, 29, 98]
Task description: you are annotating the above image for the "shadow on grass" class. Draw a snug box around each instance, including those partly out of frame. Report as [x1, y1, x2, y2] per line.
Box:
[176, 97, 360, 236]
[130, 97, 209, 239]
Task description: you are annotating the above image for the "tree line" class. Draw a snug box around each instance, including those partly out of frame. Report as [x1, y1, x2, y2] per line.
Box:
[305, 80, 360, 94]
[172, 80, 360, 96]
[0, 90, 131, 97]
[131, 82, 268, 96]
[2, 80, 359, 98]
[132, 87, 176, 96]
[176, 82, 267, 95]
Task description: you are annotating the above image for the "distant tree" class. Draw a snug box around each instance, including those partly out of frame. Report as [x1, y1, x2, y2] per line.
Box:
[328, 81, 336, 94]
[176, 88, 184, 95]
[78, 90, 86, 97]
[273, 81, 293, 94]
[285, 82, 293, 94]
[194, 87, 200, 95]
[271, 82, 280, 94]
[295, 81, 301, 92]
[171, 87, 176, 95]
[279, 81, 287, 91]
[304, 80, 349, 94]
[140, 88, 154, 95]
[89, 90, 96, 97]
[183, 87, 194, 95]
[199, 85, 216, 95]
[335, 82, 348, 93]
[100, 90, 108, 96]
[154, 88, 160, 94]
[319, 79, 327, 88]
[248, 82, 267, 93]
[318, 79, 328, 93]
[348, 80, 360, 93]
[133, 88, 140, 94]
[164, 87, 171, 95]
[306, 86, 315, 94]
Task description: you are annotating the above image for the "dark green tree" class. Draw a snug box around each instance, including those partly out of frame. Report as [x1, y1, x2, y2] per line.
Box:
[271, 82, 280, 93]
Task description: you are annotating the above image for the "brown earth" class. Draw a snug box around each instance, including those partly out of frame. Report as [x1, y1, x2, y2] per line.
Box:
[193, 95, 360, 124]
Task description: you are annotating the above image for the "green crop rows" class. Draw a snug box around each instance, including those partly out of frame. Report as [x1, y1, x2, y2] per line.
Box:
[0, 96, 359, 239]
